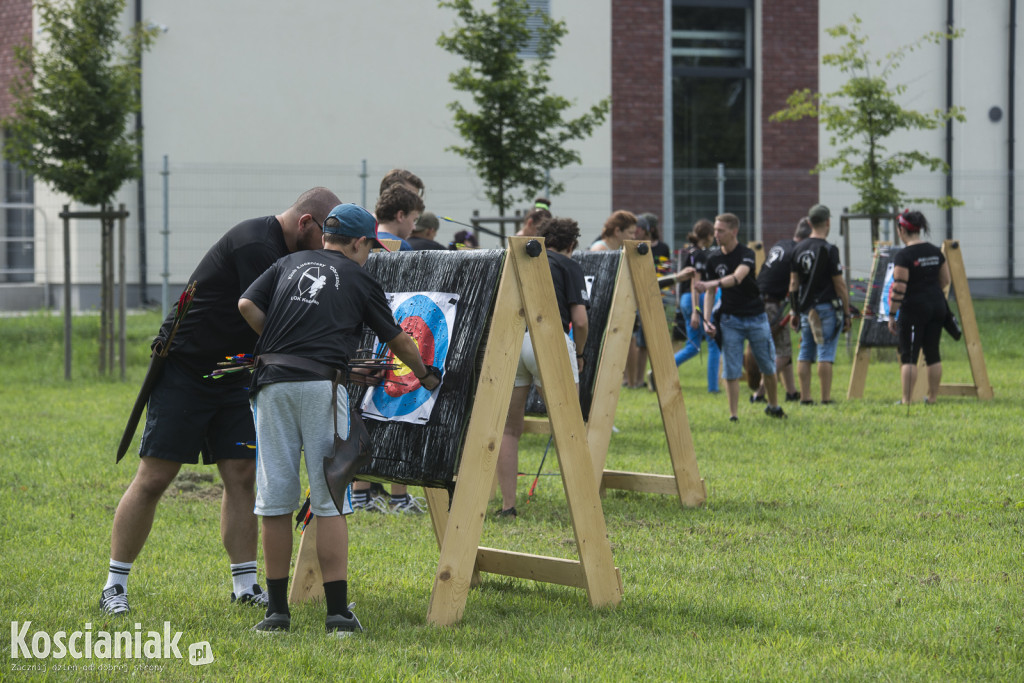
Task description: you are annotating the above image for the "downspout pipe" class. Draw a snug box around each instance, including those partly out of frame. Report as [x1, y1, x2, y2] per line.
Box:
[1009, 0, 1017, 294]
[134, 0, 148, 304]
[945, 0, 954, 241]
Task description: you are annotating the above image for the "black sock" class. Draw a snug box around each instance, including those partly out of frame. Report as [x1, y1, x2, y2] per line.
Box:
[266, 577, 290, 617]
[390, 493, 410, 505]
[324, 580, 350, 617]
[352, 490, 370, 505]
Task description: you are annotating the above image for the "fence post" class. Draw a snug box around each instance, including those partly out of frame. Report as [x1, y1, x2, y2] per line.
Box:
[61, 204, 72, 381]
[161, 155, 170, 319]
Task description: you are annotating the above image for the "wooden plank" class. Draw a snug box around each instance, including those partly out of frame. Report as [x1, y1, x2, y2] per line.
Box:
[514, 237, 622, 609]
[749, 241, 765, 275]
[847, 337, 872, 399]
[585, 252, 635, 484]
[944, 241, 993, 400]
[523, 416, 553, 434]
[288, 517, 324, 604]
[475, 548, 586, 588]
[624, 241, 705, 507]
[601, 471, 680, 496]
[427, 251, 525, 626]
[937, 383, 981, 397]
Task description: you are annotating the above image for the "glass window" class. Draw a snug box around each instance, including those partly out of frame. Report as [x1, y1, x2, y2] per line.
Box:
[671, 0, 754, 243]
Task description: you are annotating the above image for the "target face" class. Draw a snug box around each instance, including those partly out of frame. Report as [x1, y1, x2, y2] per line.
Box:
[363, 292, 458, 423]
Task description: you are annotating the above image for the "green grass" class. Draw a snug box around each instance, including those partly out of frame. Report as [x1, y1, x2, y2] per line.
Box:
[1, 302, 1022, 681]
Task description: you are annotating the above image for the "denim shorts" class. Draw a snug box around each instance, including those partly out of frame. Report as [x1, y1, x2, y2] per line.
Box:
[720, 312, 777, 381]
[798, 302, 840, 363]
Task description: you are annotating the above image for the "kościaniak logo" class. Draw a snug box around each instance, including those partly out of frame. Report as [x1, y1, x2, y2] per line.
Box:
[10, 621, 213, 667]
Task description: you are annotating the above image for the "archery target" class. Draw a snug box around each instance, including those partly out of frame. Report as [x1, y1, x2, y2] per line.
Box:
[362, 291, 458, 423]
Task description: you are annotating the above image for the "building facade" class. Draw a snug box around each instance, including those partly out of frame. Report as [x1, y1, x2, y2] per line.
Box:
[1, 0, 1021, 310]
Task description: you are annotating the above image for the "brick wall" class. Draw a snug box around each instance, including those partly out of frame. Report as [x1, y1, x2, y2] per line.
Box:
[0, 0, 32, 120]
[761, 0, 819, 247]
[610, 0, 663, 218]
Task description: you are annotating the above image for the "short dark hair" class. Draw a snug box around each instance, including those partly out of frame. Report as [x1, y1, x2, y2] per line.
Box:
[538, 217, 580, 252]
[290, 186, 340, 225]
[715, 213, 740, 231]
[379, 168, 424, 196]
[688, 219, 713, 245]
[794, 217, 813, 240]
[323, 230, 356, 247]
[898, 209, 930, 234]
[375, 184, 425, 222]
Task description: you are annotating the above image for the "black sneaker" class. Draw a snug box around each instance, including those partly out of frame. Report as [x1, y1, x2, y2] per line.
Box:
[100, 585, 130, 616]
[749, 394, 766, 404]
[729, 416, 739, 422]
[800, 400, 815, 406]
[326, 603, 363, 637]
[232, 584, 269, 607]
[785, 392, 801, 402]
[765, 405, 786, 419]
[253, 612, 290, 633]
[494, 507, 517, 519]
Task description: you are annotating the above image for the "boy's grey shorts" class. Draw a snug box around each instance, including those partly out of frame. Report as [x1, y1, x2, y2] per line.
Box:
[252, 380, 353, 517]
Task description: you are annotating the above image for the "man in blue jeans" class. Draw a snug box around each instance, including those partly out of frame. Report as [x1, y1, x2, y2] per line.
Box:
[788, 204, 852, 405]
[696, 213, 785, 422]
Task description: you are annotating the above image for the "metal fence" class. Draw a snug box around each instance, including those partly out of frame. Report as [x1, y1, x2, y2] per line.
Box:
[1, 161, 1021, 312]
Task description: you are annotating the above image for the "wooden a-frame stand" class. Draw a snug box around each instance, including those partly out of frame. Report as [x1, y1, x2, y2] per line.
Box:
[847, 239, 993, 400]
[290, 237, 622, 625]
[523, 241, 705, 507]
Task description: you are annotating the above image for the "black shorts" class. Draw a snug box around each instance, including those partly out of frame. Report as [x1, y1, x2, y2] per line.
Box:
[138, 358, 256, 464]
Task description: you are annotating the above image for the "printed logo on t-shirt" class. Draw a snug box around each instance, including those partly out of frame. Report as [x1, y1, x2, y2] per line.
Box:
[796, 250, 816, 275]
[915, 256, 940, 268]
[285, 262, 340, 305]
[299, 267, 327, 298]
[765, 245, 785, 267]
[714, 263, 729, 279]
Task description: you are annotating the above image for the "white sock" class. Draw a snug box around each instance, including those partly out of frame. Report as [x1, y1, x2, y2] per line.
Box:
[105, 559, 132, 591]
[231, 561, 258, 596]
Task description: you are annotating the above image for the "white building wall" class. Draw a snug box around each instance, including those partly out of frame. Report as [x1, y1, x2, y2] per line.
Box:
[816, 1, 1021, 287]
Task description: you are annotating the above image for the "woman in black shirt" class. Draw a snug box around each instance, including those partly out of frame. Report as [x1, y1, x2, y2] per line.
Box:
[887, 210, 952, 404]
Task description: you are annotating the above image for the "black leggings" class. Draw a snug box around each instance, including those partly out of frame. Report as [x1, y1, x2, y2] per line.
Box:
[897, 297, 945, 365]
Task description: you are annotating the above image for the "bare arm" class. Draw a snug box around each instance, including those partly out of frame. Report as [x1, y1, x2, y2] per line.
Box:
[386, 331, 441, 391]
[238, 298, 266, 335]
[832, 273, 851, 332]
[938, 261, 951, 291]
[570, 304, 589, 356]
[887, 265, 910, 334]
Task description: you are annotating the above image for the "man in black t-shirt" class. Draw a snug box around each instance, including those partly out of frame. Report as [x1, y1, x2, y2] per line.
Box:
[408, 212, 446, 251]
[788, 204, 852, 405]
[239, 203, 440, 634]
[100, 187, 340, 618]
[751, 217, 812, 402]
[695, 213, 785, 422]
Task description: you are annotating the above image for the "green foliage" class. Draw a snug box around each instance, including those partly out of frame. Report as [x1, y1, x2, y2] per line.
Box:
[437, 0, 609, 214]
[1, 0, 157, 207]
[1, 301, 1022, 680]
[770, 15, 965, 216]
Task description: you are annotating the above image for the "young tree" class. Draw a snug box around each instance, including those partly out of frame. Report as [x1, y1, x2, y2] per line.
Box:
[770, 15, 965, 241]
[3, 0, 156, 206]
[3, 0, 157, 376]
[438, 0, 609, 217]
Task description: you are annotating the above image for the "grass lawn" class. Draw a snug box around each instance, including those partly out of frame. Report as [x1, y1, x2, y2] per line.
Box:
[1, 300, 1021, 681]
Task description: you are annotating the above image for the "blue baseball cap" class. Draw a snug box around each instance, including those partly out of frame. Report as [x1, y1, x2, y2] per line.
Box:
[323, 203, 390, 251]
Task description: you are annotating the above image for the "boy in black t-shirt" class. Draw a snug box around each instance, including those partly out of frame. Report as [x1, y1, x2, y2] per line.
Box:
[239, 203, 440, 634]
[100, 187, 339, 618]
[695, 213, 785, 422]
